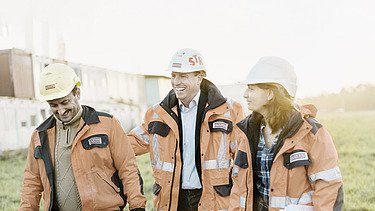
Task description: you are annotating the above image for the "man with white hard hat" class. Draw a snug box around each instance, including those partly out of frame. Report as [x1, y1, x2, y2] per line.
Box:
[128, 48, 245, 210]
[20, 63, 146, 211]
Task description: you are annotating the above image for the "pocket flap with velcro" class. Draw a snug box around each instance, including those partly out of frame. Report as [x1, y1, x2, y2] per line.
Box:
[148, 121, 170, 137]
[153, 183, 161, 195]
[234, 150, 249, 169]
[81, 134, 109, 150]
[209, 119, 233, 134]
[213, 180, 233, 197]
[283, 150, 311, 170]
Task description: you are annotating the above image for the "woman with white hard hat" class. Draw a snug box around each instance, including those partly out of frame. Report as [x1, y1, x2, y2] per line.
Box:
[229, 56, 343, 211]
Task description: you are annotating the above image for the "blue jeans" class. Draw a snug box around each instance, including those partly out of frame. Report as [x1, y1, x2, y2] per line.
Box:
[177, 188, 202, 211]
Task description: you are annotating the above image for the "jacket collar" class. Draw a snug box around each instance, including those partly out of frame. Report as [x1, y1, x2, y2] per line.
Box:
[237, 109, 305, 159]
[237, 112, 263, 139]
[278, 111, 304, 142]
[161, 78, 226, 110]
[237, 110, 304, 142]
[36, 105, 100, 132]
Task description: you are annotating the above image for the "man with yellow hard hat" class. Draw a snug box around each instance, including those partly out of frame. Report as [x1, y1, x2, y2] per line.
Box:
[19, 63, 146, 211]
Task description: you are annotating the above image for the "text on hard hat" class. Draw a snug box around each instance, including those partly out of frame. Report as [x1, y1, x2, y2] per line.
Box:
[189, 55, 203, 66]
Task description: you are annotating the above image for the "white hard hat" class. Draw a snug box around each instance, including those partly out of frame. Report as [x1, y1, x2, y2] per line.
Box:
[243, 56, 297, 97]
[39, 63, 81, 101]
[168, 48, 206, 74]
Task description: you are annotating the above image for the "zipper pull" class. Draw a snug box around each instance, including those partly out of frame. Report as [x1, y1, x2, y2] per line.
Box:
[67, 127, 70, 144]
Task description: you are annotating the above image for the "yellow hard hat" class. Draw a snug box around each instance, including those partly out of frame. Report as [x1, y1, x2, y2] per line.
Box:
[39, 63, 81, 101]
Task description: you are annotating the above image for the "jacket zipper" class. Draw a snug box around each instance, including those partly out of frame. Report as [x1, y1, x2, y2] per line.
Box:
[160, 102, 181, 211]
[245, 168, 248, 210]
[67, 127, 70, 144]
[168, 139, 178, 211]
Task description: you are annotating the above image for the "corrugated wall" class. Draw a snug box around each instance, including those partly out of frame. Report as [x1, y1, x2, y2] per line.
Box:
[12, 49, 34, 98]
[0, 49, 14, 96]
[0, 97, 49, 151]
[0, 49, 34, 98]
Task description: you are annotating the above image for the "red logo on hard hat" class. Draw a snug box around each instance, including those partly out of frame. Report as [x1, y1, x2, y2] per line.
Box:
[188, 55, 203, 66]
[45, 84, 56, 90]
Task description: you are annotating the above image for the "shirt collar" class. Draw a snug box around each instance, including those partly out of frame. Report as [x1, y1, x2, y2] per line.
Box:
[259, 122, 281, 147]
[179, 90, 201, 110]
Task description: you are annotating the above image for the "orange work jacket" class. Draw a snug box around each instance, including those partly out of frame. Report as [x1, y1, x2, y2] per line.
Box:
[20, 105, 146, 211]
[129, 79, 245, 211]
[230, 105, 343, 211]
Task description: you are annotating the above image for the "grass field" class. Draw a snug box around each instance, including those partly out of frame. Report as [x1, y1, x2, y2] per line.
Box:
[1, 110, 374, 210]
[318, 110, 375, 211]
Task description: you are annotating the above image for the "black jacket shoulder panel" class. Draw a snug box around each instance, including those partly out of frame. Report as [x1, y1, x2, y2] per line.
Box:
[305, 117, 323, 135]
[96, 111, 113, 118]
[81, 105, 101, 125]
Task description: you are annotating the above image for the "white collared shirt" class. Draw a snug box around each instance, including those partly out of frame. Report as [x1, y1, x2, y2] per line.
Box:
[179, 91, 202, 189]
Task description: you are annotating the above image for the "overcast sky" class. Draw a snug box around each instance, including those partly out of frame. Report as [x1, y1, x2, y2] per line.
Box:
[1, 0, 375, 97]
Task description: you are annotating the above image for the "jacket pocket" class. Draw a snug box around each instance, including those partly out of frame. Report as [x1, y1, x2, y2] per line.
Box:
[96, 171, 120, 193]
[81, 134, 109, 150]
[234, 150, 248, 169]
[111, 171, 128, 208]
[213, 179, 233, 197]
[153, 183, 161, 195]
[148, 121, 170, 137]
[283, 150, 311, 170]
[89, 171, 124, 209]
[213, 169, 233, 197]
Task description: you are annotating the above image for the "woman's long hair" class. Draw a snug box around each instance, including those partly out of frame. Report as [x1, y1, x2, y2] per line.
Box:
[256, 83, 296, 133]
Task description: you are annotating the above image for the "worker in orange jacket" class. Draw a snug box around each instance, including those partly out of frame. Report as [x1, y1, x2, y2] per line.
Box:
[20, 63, 146, 210]
[128, 48, 245, 211]
[229, 57, 343, 211]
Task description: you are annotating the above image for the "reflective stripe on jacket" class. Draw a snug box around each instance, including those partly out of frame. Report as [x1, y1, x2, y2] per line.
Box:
[229, 105, 344, 211]
[128, 79, 245, 211]
[20, 105, 146, 211]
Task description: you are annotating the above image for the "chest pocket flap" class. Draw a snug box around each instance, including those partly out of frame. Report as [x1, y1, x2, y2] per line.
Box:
[209, 119, 233, 134]
[81, 134, 109, 150]
[148, 121, 170, 137]
[283, 150, 311, 169]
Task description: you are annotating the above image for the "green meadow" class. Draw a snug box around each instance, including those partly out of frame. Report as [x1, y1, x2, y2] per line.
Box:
[317, 110, 375, 210]
[1, 110, 374, 210]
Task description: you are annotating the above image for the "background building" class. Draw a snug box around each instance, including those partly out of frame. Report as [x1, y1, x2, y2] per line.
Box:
[0, 48, 170, 151]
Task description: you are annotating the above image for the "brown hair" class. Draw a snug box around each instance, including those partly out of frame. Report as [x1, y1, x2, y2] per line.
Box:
[193, 70, 206, 77]
[256, 83, 296, 133]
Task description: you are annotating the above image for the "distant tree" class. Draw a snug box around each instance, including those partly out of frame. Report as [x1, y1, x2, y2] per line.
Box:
[302, 84, 375, 112]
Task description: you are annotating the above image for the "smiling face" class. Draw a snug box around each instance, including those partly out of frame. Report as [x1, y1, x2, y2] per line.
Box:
[243, 84, 272, 114]
[47, 89, 81, 123]
[171, 71, 203, 107]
